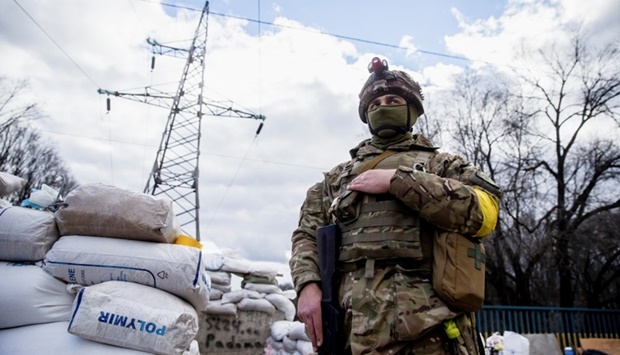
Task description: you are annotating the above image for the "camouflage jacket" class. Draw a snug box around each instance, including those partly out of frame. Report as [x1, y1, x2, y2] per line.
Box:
[289, 135, 501, 294]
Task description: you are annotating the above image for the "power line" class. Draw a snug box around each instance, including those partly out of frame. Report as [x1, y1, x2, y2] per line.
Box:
[41, 128, 328, 171]
[142, 0, 473, 63]
[12, 0, 100, 89]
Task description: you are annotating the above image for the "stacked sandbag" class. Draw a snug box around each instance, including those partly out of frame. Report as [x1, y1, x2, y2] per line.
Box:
[264, 320, 314, 355]
[241, 275, 296, 321]
[0, 182, 208, 355]
[0, 204, 73, 331]
[205, 267, 238, 316]
[203, 249, 297, 321]
[42, 183, 210, 355]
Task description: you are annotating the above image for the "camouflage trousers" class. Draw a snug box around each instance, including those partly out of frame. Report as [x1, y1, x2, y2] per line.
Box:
[338, 263, 480, 355]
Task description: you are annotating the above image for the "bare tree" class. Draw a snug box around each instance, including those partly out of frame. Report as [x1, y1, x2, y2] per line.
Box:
[516, 34, 620, 307]
[438, 33, 620, 308]
[0, 77, 78, 204]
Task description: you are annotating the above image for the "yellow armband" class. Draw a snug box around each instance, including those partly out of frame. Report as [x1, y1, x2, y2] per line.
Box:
[474, 187, 499, 237]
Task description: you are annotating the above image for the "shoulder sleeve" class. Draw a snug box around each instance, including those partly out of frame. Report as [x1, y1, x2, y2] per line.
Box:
[289, 182, 328, 294]
[389, 152, 501, 237]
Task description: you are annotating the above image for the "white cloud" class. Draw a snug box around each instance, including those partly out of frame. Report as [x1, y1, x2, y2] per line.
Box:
[445, 0, 620, 72]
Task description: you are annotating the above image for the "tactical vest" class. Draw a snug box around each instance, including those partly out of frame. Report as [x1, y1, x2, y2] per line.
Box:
[335, 149, 435, 266]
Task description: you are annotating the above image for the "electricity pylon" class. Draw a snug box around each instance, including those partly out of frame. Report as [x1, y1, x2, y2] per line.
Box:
[98, 1, 265, 241]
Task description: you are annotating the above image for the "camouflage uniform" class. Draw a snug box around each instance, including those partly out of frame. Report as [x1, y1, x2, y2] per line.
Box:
[290, 134, 500, 355]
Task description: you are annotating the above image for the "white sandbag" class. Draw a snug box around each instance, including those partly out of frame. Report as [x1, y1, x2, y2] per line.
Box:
[265, 293, 296, 321]
[296, 339, 314, 355]
[283, 289, 297, 300]
[0, 171, 26, 195]
[288, 321, 311, 342]
[209, 288, 223, 300]
[221, 255, 252, 274]
[249, 261, 280, 279]
[0, 321, 152, 354]
[270, 320, 294, 341]
[0, 206, 59, 261]
[185, 340, 200, 355]
[54, 183, 180, 243]
[203, 252, 225, 271]
[265, 335, 285, 350]
[205, 299, 238, 316]
[244, 282, 283, 294]
[0, 261, 74, 329]
[211, 283, 232, 293]
[221, 289, 263, 304]
[207, 270, 232, 285]
[42, 235, 210, 311]
[283, 335, 298, 352]
[237, 298, 276, 315]
[503, 330, 530, 355]
[68, 281, 198, 355]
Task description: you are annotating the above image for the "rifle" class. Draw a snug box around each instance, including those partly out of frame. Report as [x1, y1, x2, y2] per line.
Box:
[316, 224, 344, 355]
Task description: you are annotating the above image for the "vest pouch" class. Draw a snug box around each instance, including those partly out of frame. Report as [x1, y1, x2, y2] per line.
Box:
[432, 231, 485, 312]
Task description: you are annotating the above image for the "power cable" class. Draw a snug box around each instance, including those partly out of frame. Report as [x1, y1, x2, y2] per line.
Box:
[137, 0, 474, 63]
[205, 136, 259, 228]
[12, 0, 100, 89]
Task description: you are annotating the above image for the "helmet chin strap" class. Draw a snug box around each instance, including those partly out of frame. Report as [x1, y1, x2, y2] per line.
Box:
[367, 105, 412, 137]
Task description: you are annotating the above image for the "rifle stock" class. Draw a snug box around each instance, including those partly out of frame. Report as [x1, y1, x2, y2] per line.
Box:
[316, 224, 344, 355]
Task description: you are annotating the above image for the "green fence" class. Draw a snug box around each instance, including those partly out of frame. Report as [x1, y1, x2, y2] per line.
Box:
[476, 306, 620, 349]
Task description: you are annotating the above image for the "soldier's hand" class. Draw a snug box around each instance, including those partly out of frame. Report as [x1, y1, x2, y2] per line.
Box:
[348, 168, 396, 194]
[297, 282, 323, 352]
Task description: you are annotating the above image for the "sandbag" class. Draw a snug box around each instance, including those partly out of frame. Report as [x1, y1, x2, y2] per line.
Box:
[42, 235, 211, 311]
[68, 281, 198, 355]
[0, 261, 74, 329]
[0, 321, 153, 354]
[0, 171, 26, 196]
[54, 183, 180, 243]
[205, 299, 238, 316]
[0, 206, 59, 261]
[265, 293, 296, 321]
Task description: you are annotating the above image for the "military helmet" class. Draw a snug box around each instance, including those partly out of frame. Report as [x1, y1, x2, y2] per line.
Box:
[358, 57, 424, 123]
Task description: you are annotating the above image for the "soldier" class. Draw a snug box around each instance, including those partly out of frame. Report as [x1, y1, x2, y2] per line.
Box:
[289, 57, 501, 355]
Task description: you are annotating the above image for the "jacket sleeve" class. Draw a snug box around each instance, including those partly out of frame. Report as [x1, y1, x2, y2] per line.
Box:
[289, 182, 329, 294]
[388, 152, 501, 237]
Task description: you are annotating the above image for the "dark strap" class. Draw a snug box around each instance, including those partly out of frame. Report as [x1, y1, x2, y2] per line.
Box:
[358, 150, 398, 174]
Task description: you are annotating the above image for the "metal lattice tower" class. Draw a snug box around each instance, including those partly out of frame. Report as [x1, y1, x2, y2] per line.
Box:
[98, 1, 265, 240]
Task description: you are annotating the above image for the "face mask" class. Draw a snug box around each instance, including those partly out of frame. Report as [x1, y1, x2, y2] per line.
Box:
[367, 104, 417, 138]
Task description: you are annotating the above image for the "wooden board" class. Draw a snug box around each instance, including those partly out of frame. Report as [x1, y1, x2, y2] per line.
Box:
[579, 338, 620, 355]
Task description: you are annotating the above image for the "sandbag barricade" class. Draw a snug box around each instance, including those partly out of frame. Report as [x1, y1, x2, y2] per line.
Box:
[42, 235, 211, 311]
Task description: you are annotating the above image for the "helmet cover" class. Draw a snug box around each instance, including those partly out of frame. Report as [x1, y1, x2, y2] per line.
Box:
[358, 57, 424, 123]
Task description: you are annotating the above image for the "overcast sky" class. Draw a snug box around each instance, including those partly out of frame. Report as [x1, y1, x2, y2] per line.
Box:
[1, 0, 619, 286]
